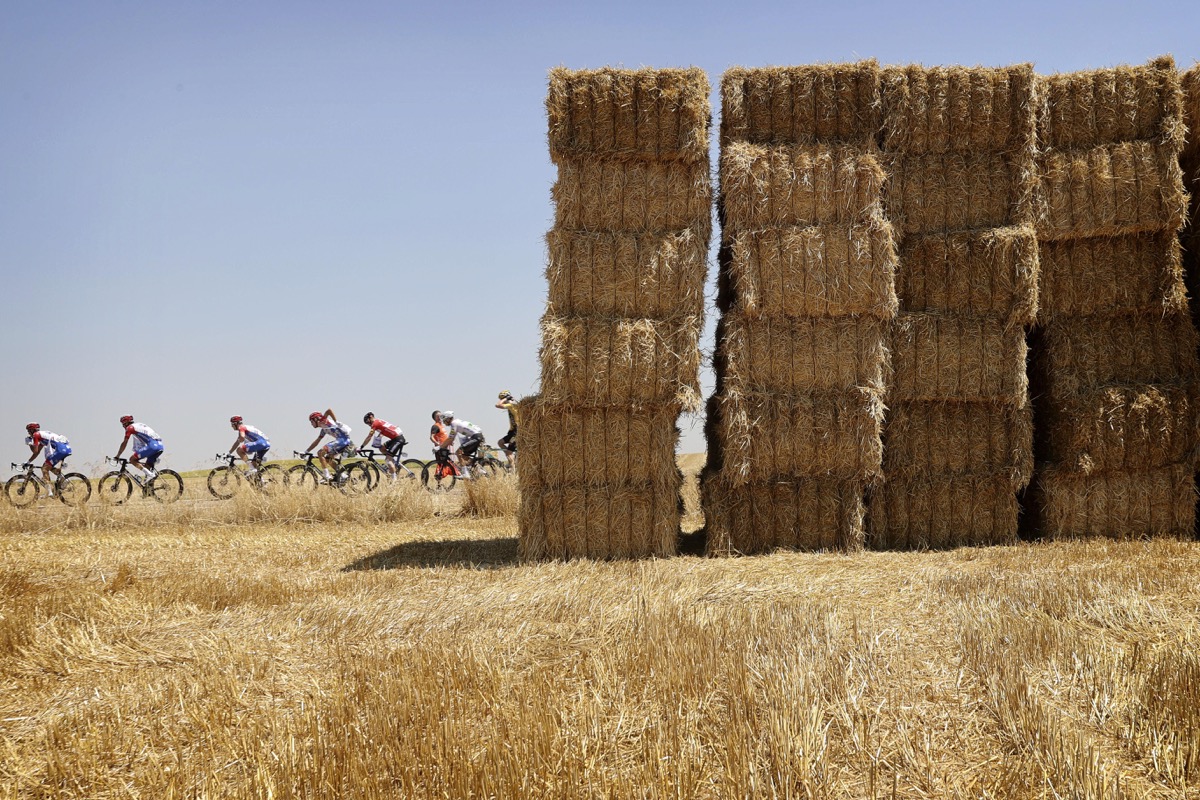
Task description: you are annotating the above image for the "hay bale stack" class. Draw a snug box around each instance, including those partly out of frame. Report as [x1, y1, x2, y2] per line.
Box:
[702, 61, 898, 554]
[1183, 65, 1200, 344]
[869, 65, 1039, 548]
[519, 67, 711, 560]
[1031, 57, 1200, 539]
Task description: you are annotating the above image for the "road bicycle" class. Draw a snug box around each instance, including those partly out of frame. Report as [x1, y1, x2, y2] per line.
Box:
[4, 461, 92, 508]
[97, 457, 184, 505]
[422, 444, 506, 493]
[207, 453, 288, 499]
[348, 448, 425, 490]
[287, 451, 372, 495]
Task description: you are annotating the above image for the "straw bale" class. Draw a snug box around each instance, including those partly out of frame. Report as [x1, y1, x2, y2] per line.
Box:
[723, 221, 898, 319]
[1183, 65, 1200, 169]
[546, 67, 710, 164]
[1038, 56, 1184, 150]
[720, 61, 881, 146]
[889, 313, 1028, 402]
[715, 312, 889, 394]
[545, 227, 708, 319]
[896, 225, 1037, 320]
[517, 400, 681, 490]
[1034, 463, 1195, 540]
[708, 388, 884, 484]
[553, 157, 711, 232]
[702, 474, 866, 554]
[883, 400, 1033, 487]
[539, 314, 703, 410]
[881, 64, 1037, 155]
[1035, 311, 1200, 399]
[1040, 384, 1200, 474]
[883, 151, 1034, 236]
[867, 474, 1019, 550]
[720, 142, 886, 229]
[518, 479, 681, 560]
[1037, 232, 1187, 321]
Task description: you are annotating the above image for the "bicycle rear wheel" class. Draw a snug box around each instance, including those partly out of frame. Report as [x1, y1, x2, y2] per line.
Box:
[57, 473, 92, 507]
[338, 462, 372, 496]
[5, 475, 41, 508]
[256, 464, 287, 494]
[149, 470, 184, 503]
[288, 465, 322, 490]
[98, 472, 134, 505]
[398, 459, 425, 482]
[422, 461, 457, 493]
[207, 466, 241, 500]
[359, 461, 384, 491]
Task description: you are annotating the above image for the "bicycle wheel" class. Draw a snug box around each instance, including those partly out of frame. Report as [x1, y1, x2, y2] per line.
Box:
[5, 475, 41, 508]
[337, 462, 373, 496]
[148, 470, 184, 503]
[98, 472, 134, 505]
[288, 465, 322, 490]
[357, 460, 383, 491]
[256, 464, 287, 495]
[398, 459, 425, 482]
[57, 473, 92, 507]
[422, 461, 457, 493]
[207, 466, 241, 500]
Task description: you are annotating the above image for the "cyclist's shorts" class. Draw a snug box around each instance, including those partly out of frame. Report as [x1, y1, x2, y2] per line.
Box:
[244, 440, 270, 455]
[46, 441, 72, 466]
[135, 441, 164, 468]
[499, 428, 517, 452]
[382, 436, 406, 457]
[458, 434, 483, 457]
[323, 438, 353, 456]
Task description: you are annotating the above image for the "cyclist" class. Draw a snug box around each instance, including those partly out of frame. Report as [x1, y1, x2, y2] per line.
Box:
[228, 416, 271, 474]
[115, 415, 164, 480]
[303, 409, 353, 483]
[23, 422, 72, 497]
[441, 411, 484, 478]
[360, 412, 407, 477]
[495, 390, 519, 469]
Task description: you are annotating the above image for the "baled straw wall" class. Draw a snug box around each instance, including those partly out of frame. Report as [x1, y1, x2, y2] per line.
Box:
[870, 64, 1038, 549]
[521, 67, 711, 560]
[1031, 57, 1200, 540]
[702, 61, 895, 555]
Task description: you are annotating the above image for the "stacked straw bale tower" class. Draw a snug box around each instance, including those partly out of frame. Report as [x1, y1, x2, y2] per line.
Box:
[701, 61, 899, 554]
[868, 65, 1040, 548]
[518, 67, 712, 559]
[1183, 65, 1200, 334]
[1031, 56, 1200, 538]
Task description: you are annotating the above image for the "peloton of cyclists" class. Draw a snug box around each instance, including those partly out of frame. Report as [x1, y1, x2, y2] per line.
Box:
[23, 422, 73, 497]
[304, 409, 353, 483]
[114, 415, 164, 481]
[228, 416, 271, 474]
[360, 412, 407, 478]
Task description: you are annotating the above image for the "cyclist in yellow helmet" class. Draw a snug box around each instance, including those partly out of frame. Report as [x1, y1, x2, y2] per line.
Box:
[495, 390, 519, 469]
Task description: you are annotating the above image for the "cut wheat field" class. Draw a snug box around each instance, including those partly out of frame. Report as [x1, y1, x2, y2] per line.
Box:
[2, 460, 1199, 798]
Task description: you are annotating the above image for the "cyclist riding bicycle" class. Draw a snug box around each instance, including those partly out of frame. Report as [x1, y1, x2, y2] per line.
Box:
[304, 409, 353, 483]
[495, 390, 519, 468]
[115, 415, 164, 480]
[441, 411, 484, 478]
[360, 412, 407, 477]
[23, 422, 73, 497]
[228, 416, 271, 474]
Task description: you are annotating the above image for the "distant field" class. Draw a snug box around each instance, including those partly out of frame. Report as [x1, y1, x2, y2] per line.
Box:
[2, 457, 1198, 798]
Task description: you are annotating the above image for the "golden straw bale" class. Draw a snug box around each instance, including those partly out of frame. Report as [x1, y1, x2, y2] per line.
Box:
[539, 315, 703, 410]
[518, 479, 681, 560]
[867, 474, 1019, 550]
[1183, 65, 1200, 169]
[881, 64, 1037, 155]
[715, 312, 889, 394]
[884, 151, 1034, 236]
[1037, 232, 1187, 321]
[883, 400, 1033, 487]
[720, 142, 886, 229]
[709, 388, 885, 484]
[546, 67, 710, 163]
[1035, 311, 1200, 399]
[889, 313, 1028, 402]
[1040, 384, 1200, 474]
[896, 225, 1038, 320]
[720, 61, 881, 146]
[545, 227, 708, 319]
[1039, 56, 1184, 150]
[553, 157, 711, 232]
[701, 474, 866, 554]
[723, 221, 898, 319]
[517, 400, 681, 490]
[1034, 463, 1195, 540]
[1036, 141, 1187, 240]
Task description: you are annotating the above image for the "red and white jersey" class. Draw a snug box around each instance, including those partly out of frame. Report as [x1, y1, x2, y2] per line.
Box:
[370, 418, 401, 440]
[238, 424, 269, 444]
[26, 430, 68, 450]
[124, 422, 162, 446]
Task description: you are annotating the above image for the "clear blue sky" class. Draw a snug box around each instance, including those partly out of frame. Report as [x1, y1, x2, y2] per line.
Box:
[2, 0, 1198, 472]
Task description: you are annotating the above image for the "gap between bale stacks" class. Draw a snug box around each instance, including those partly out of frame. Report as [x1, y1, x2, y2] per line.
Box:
[1183, 65, 1200, 336]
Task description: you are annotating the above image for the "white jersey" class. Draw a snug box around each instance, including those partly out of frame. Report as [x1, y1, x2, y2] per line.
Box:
[322, 421, 352, 441]
[26, 431, 68, 448]
[447, 419, 482, 445]
[125, 423, 162, 447]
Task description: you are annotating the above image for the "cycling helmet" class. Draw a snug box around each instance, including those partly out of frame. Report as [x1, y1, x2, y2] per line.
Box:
[309, 411, 324, 424]
[498, 390, 512, 400]
[230, 415, 243, 426]
[25, 422, 39, 433]
[120, 415, 134, 426]
[363, 412, 374, 424]
[441, 411, 455, 423]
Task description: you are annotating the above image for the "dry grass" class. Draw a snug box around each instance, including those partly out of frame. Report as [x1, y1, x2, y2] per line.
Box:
[459, 472, 519, 518]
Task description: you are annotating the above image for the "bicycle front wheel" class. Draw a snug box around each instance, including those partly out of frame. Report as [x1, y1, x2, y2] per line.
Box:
[207, 466, 241, 500]
[149, 470, 184, 503]
[5, 475, 41, 508]
[98, 472, 134, 505]
[422, 461, 457, 493]
[288, 465, 322, 490]
[338, 462, 372, 496]
[359, 461, 384, 491]
[57, 473, 92, 507]
[256, 464, 287, 495]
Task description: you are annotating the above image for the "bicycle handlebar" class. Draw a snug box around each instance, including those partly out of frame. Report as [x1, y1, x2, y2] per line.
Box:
[106, 456, 129, 465]
[10, 462, 32, 470]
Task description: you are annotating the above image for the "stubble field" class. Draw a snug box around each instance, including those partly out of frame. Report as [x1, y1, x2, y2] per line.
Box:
[2, 460, 1199, 799]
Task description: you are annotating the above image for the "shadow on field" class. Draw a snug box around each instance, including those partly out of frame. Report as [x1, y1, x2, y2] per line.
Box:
[343, 536, 520, 571]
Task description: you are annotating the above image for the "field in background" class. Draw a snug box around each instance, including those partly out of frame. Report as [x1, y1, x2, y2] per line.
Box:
[2, 457, 1199, 798]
